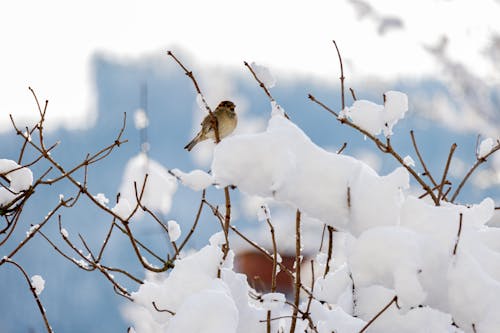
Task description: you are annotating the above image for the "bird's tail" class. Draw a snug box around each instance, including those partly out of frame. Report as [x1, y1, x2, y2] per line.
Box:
[184, 139, 196, 151]
[184, 134, 200, 151]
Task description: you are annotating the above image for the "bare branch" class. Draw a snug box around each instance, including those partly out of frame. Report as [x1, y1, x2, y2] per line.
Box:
[451, 141, 500, 202]
[175, 190, 205, 256]
[349, 87, 358, 101]
[152, 301, 175, 315]
[5, 259, 53, 333]
[243, 61, 275, 102]
[290, 209, 302, 333]
[0, 199, 68, 266]
[452, 213, 464, 255]
[332, 40, 346, 110]
[166, 51, 212, 113]
[261, 205, 278, 333]
[337, 142, 348, 154]
[324, 226, 335, 277]
[437, 143, 457, 203]
[358, 295, 399, 333]
[410, 130, 438, 187]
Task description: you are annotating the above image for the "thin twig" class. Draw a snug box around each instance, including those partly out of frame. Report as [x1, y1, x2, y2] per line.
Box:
[289, 209, 302, 333]
[349, 272, 357, 316]
[285, 300, 319, 333]
[332, 40, 346, 110]
[452, 213, 464, 255]
[243, 61, 291, 120]
[152, 301, 176, 315]
[262, 205, 277, 333]
[347, 186, 351, 209]
[166, 51, 212, 114]
[410, 130, 438, 187]
[318, 224, 327, 253]
[176, 190, 205, 256]
[167, 50, 221, 144]
[349, 87, 357, 101]
[204, 200, 315, 297]
[451, 141, 500, 202]
[97, 222, 115, 262]
[0, 200, 68, 266]
[117, 178, 174, 272]
[38, 227, 93, 271]
[56, 220, 138, 292]
[324, 226, 334, 277]
[358, 296, 399, 333]
[5, 259, 53, 333]
[337, 142, 348, 154]
[136, 190, 179, 255]
[222, 186, 232, 261]
[418, 181, 450, 199]
[244, 61, 275, 102]
[304, 260, 315, 318]
[79, 233, 97, 262]
[437, 143, 457, 204]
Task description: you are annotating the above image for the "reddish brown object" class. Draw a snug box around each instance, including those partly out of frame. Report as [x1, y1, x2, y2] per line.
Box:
[234, 251, 296, 296]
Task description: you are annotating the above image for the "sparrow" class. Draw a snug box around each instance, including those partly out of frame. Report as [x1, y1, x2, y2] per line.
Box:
[184, 100, 237, 151]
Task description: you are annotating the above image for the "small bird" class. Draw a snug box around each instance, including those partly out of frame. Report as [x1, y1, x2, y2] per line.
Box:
[184, 100, 237, 151]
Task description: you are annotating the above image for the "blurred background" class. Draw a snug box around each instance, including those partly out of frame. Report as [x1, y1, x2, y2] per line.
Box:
[1, 0, 499, 332]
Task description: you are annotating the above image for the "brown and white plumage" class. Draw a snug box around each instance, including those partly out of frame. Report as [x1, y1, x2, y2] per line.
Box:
[184, 100, 237, 151]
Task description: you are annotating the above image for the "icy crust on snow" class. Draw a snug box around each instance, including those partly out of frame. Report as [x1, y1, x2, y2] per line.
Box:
[212, 112, 409, 236]
[0, 159, 33, 206]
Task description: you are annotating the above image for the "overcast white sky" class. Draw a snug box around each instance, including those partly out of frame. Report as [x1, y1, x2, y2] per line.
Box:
[1, 0, 499, 133]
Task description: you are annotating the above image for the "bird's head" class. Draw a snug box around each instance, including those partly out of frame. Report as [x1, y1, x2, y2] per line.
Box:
[218, 100, 236, 113]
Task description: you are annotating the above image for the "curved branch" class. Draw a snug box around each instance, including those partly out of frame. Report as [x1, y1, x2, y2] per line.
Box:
[451, 142, 500, 202]
[5, 259, 53, 333]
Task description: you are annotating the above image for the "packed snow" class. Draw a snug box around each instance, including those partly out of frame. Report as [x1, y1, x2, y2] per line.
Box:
[338, 91, 408, 137]
[0, 159, 33, 207]
[31, 275, 45, 295]
[249, 62, 276, 88]
[167, 220, 181, 242]
[111, 198, 132, 220]
[169, 169, 213, 191]
[478, 137, 497, 158]
[212, 100, 409, 236]
[123, 93, 499, 333]
[60, 228, 69, 238]
[26, 224, 39, 238]
[93, 193, 109, 206]
[403, 155, 416, 167]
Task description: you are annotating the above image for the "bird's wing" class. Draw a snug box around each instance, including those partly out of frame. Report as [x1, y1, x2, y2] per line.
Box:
[201, 114, 216, 129]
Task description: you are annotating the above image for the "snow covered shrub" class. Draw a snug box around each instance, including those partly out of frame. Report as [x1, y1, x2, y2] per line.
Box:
[2, 50, 499, 333]
[123, 53, 500, 333]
